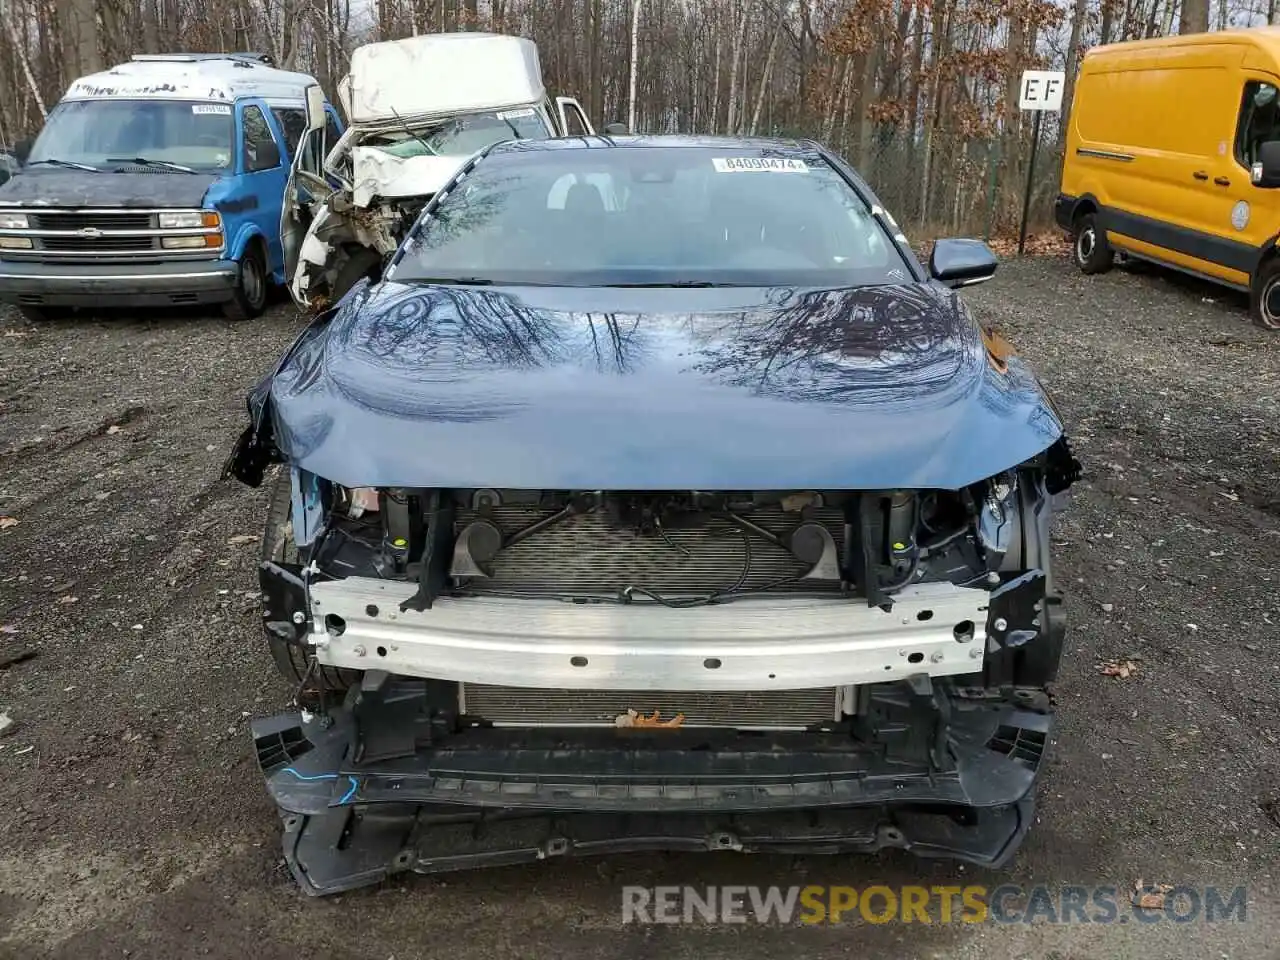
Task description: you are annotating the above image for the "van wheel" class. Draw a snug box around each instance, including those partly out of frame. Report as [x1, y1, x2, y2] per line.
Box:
[1072, 213, 1113, 275]
[223, 246, 268, 321]
[1250, 259, 1280, 330]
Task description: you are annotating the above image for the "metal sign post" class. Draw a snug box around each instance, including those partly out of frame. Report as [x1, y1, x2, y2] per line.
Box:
[1017, 69, 1066, 256]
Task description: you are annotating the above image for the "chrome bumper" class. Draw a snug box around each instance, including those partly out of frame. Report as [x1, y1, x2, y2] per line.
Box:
[308, 578, 988, 690]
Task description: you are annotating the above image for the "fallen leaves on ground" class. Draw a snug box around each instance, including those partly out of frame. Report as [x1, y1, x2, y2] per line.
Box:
[1132, 880, 1174, 909]
[105, 424, 121, 435]
[227, 534, 258, 545]
[0, 516, 18, 530]
[914, 231, 1067, 262]
[985, 232, 1067, 258]
[1100, 658, 1140, 679]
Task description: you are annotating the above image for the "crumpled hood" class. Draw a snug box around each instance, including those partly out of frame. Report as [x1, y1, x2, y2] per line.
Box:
[258, 280, 1063, 491]
[350, 149, 463, 206]
[0, 168, 217, 208]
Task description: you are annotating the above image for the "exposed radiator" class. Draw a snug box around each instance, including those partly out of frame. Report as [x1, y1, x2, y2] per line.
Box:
[459, 684, 844, 730]
[453, 504, 847, 596]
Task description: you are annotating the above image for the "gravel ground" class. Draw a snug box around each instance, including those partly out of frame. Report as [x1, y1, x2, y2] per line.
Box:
[0, 256, 1278, 959]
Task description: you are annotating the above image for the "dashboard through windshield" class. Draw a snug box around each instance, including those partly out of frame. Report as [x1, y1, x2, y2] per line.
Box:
[26, 99, 235, 173]
[392, 146, 913, 288]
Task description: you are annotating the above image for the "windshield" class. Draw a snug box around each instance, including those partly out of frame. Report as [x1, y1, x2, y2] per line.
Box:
[365, 108, 552, 160]
[393, 146, 912, 287]
[27, 99, 234, 172]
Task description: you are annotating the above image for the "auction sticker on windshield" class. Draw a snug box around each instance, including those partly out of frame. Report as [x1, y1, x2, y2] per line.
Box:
[712, 157, 808, 173]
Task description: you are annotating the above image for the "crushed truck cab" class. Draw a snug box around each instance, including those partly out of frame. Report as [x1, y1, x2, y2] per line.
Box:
[282, 32, 593, 310]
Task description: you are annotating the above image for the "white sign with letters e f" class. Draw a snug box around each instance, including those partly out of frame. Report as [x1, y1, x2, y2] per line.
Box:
[1019, 70, 1066, 112]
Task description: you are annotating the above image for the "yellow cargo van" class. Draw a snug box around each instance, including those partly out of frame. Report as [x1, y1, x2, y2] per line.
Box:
[1057, 27, 1280, 329]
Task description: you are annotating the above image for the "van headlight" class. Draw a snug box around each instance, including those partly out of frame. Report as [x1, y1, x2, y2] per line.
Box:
[158, 210, 219, 229]
[0, 212, 29, 229]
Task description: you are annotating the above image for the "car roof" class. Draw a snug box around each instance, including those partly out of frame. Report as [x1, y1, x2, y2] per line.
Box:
[490, 133, 822, 155]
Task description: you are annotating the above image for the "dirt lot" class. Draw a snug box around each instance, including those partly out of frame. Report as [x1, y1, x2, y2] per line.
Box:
[0, 256, 1278, 959]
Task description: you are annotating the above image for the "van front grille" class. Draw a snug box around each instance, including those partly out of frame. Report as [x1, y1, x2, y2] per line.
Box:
[40, 235, 159, 252]
[28, 211, 154, 231]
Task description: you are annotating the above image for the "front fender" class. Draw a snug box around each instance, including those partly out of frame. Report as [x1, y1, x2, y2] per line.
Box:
[227, 222, 269, 264]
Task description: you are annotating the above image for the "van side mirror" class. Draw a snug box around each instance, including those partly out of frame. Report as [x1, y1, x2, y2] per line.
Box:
[1253, 141, 1280, 188]
[929, 238, 999, 288]
[14, 138, 32, 165]
[304, 84, 326, 133]
[604, 122, 629, 135]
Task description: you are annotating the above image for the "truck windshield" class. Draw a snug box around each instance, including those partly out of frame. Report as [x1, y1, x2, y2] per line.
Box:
[26, 99, 235, 173]
[366, 108, 552, 160]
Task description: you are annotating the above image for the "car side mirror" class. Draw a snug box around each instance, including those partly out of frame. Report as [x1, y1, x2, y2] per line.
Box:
[14, 138, 32, 165]
[603, 122, 629, 135]
[929, 238, 999, 288]
[1252, 141, 1280, 188]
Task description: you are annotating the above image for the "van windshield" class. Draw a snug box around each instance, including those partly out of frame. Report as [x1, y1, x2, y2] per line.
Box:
[364, 108, 552, 160]
[27, 99, 235, 173]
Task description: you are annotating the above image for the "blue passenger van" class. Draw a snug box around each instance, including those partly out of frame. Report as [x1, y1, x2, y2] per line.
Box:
[0, 53, 342, 321]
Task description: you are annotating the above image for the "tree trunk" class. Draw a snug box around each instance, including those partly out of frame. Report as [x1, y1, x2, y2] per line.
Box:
[589, 0, 603, 122]
[58, 0, 101, 78]
[1180, 0, 1210, 34]
[725, 3, 747, 135]
[1, 0, 48, 118]
[748, 9, 782, 136]
[628, 0, 641, 131]
[905, 5, 924, 142]
[1100, 0, 1115, 44]
[1059, 0, 1089, 151]
[856, 45, 878, 170]
[142, 0, 160, 53]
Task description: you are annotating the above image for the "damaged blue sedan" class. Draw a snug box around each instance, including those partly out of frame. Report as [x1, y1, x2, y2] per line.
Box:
[226, 135, 1081, 896]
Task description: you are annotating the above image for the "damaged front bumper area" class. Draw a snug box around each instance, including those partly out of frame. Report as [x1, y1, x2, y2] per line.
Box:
[253, 565, 1061, 896]
[254, 685, 1049, 897]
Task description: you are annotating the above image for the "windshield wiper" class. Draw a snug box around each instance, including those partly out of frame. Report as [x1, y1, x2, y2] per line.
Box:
[25, 158, 100, 172]
[106, 157, 198, 174]
[604, 280, 726, 288]
[408, 276, 494, 286]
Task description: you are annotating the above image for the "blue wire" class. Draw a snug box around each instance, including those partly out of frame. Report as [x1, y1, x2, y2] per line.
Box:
[280, 766, 338, 781]
[277, 767, 358, 804]
[338, 777, 359, 804]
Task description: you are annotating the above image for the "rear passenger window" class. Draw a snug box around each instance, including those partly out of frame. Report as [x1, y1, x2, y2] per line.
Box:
[1235, 81, 1280, 168]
